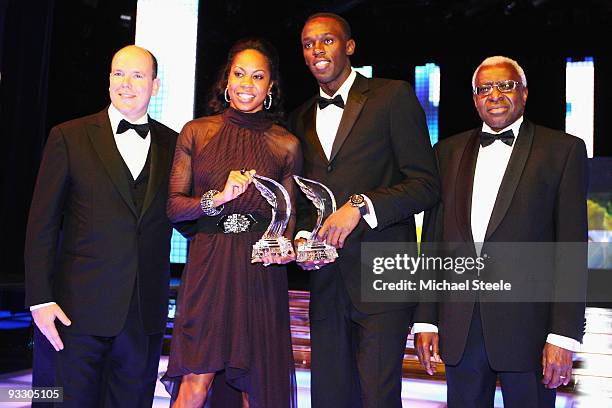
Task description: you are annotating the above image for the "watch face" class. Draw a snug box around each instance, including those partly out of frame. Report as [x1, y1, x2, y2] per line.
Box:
[350, 194, 365, 206]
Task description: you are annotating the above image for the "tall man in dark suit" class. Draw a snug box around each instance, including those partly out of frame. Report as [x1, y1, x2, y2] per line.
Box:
[290, 13, 440, 408]
[25, 45, 178, 407]
[414, 56, 588, 407]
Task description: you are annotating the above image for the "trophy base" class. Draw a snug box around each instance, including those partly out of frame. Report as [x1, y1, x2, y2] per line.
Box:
[296, 241, 338, 263]
[252, 237, 294, 263]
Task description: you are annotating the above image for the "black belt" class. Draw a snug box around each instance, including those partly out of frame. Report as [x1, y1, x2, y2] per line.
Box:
[196, 213, 270, 234]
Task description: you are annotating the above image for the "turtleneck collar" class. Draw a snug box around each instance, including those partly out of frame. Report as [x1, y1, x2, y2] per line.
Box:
[222, 107, 272, 132]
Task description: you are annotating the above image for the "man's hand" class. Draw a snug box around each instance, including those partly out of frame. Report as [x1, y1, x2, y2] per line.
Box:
[415, 332, 441, 375]
[31, 304, 71, 352]
[296, 259, 334, 270]
[542, 343, 573, 388]
[317, 202, 361, 248]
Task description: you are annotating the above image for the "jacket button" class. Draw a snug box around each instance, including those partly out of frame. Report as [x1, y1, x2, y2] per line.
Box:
[327, 165, 333, 172]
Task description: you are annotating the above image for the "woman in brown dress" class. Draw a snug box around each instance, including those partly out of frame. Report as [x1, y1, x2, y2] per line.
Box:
[162, 38, 300, 408]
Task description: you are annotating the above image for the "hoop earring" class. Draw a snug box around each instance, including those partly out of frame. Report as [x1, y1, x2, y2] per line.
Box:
[264, 93, 272, 110]
[224, 87, 230, 103]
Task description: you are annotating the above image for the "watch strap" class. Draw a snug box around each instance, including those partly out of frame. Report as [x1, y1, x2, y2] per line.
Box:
[358, 204, 368, 216]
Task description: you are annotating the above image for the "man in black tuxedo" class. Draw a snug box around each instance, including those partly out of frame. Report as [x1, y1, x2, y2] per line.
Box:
[414, 56, 588, 407]
[290, 13, 439, 408]
[25, 45, 178, 407]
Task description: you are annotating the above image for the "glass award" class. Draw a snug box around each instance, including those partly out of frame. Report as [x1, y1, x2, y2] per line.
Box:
[293, 175, 339, 263]
[251, 174, 294, 263]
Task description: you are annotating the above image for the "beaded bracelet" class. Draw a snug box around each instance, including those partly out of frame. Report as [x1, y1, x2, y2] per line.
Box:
[200, 190, 224, 216]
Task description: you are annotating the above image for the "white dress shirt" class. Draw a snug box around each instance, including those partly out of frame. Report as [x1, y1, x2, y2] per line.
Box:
[470, 117, 522, 247]
[412, 116, 581, 352]
[316, 69, 357, 160]
[108, 104, 151, 180]
[30, 105, 152, 312]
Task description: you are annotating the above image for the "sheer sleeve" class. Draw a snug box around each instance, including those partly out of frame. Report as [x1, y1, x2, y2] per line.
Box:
[167, 118, 223, 222]
[167, 122, 201, 222]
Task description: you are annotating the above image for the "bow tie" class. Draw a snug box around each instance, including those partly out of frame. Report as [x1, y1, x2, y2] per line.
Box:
[317, 94, 345, 109]
[480, 129, 515, 147]
[117, 119, 149, 139]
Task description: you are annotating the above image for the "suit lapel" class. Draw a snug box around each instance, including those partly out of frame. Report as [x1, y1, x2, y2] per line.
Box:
[484, 120, 534, 240]
[328, 74, 368, 163]
[301, 100, 328, 164]
[138, 119, 170, 224]
[88, 109, 138, 217]
[454, 130, 480, 243]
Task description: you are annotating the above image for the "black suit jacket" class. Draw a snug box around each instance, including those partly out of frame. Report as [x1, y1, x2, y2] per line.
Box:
[290, 74, 440, 317]
[25, 108, 178, 336]
[416, 120, 588, 371]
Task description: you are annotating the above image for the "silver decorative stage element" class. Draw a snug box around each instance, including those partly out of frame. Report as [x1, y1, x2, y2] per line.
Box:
[251, 174, 294, 263]
[293, 175, 339, 264]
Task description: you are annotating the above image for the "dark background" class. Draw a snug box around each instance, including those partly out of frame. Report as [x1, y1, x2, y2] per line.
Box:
[1, 0, 611, 301]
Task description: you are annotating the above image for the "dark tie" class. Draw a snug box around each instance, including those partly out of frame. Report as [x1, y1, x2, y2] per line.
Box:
[317, 94, 345, 109]
[117, 119, 149, 139]
[480, 129, 515, 147]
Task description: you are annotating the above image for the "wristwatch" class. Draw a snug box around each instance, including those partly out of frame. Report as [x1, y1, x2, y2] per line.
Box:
[349, 194, 368, 216]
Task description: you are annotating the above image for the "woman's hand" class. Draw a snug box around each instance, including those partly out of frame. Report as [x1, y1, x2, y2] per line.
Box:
[254, 244, 296, 266]
[213, 169, 256, 206]
[260, 251, 296, 266]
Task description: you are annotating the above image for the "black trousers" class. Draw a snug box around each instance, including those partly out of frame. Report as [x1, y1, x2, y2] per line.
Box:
[32, 325, 56, 408]
[310, 272, 413, 408]
[445, 303, 556, 408]
[55, 289, 164, 408]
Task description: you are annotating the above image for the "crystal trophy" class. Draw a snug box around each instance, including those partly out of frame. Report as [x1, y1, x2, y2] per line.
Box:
[251, 174, 294, 263]
[293, 175, 339, 263]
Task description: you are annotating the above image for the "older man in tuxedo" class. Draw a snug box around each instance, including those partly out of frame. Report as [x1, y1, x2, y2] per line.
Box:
[25, 45, 177, 407]
[413, 56, 588, 407]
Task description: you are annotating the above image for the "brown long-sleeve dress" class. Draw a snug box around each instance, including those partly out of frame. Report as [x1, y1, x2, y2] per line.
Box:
[162, 107, 300, 408]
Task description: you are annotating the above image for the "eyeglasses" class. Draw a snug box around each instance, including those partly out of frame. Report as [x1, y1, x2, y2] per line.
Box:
[473, 80, 522, 96]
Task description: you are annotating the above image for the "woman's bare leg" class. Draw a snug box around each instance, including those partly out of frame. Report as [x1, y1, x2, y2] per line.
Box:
[242, 392, 250, 408]
[172, 372, 215, 408]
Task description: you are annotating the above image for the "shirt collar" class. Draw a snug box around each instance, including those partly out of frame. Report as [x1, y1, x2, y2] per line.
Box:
[482, 116, 524, 139]
[318, 68, 357, 103]
[108, 104, 149, 135]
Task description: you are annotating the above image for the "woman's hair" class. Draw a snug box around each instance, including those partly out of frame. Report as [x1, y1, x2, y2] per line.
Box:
[206, 37, 285, 123]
